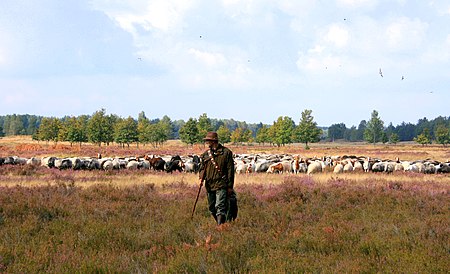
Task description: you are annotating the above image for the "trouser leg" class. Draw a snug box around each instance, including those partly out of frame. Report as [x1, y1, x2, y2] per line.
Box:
[215, 188, 228, 224]
[207, 189, 228, 224]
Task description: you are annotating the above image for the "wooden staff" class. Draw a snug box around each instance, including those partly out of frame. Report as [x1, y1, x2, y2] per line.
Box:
[191, 182, 202, 219]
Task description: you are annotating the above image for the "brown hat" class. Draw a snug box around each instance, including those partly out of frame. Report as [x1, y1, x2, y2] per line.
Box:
[203, 131, 219, 141]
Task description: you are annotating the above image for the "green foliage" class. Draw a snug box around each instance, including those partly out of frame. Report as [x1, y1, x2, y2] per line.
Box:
[364, 110, 384, 144]
[217, 125, 231, 143]
[270, 116, 295, 146]
[61, 116, 88, 147]
[389, 133, 399, 144]
[197, 113, 213, 143]
[294, 110, 322, 149]
[179, 118, 199, 145]
[328, 123, 346, 141]
[435, 124, 450, 147]
[230, 127, 253, 144]
[414, 133, 431, 146]
[37, 117, 62, 143]
[147, 122, 169, 147]
[114, 117, 138, 148]
[255, 125, 271, 144]
[381, 131, 388, 144]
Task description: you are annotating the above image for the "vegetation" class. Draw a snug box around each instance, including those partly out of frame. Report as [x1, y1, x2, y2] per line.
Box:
[1, 111, 449, 147]
[0, 168, 448, 273]
[294, 110, 322, 149]
[364, 110, 385, 144]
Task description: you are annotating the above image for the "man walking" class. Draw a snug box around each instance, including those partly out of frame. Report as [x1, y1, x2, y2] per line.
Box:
[199, 132, 236, 225]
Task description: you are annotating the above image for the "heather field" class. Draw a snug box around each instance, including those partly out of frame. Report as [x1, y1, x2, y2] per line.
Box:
[0, 136, 449, 272]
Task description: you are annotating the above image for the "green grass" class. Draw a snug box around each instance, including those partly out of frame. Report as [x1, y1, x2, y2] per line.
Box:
[0, 173, 449, 273]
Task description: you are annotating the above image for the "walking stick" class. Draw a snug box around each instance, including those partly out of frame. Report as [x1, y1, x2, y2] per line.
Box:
[191, 182, 202, 219]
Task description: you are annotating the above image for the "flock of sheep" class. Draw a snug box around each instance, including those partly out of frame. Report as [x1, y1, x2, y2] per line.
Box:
[1, 153, 449, 175]
[235, 154, 450, 175]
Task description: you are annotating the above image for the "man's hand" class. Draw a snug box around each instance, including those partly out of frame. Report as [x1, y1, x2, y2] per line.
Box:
[199, 179, 203, 187]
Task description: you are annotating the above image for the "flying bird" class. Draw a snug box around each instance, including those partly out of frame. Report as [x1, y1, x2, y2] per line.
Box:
[401, 76, 404, 80]
[379, 68, 383, 77]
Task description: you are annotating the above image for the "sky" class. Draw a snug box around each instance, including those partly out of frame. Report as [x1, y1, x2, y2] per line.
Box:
[0, 0, 449, 127]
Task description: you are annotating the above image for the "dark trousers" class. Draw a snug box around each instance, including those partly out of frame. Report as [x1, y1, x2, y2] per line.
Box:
[207, 188, 228, 218]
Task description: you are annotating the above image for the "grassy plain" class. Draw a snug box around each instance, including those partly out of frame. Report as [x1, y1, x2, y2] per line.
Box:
[0, 136, 449, 272]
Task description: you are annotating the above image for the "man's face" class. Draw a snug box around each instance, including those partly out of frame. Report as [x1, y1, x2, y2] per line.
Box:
[205, 140, 215, 149]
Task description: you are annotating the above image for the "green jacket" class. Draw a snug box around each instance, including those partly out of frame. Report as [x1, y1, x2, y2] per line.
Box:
[199, 144, 235, 191]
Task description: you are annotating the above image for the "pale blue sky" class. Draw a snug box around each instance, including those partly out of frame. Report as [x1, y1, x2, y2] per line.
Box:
[1, 0, 449, 127]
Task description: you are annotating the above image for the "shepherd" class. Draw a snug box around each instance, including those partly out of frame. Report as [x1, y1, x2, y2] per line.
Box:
[198, 132, 237, 225]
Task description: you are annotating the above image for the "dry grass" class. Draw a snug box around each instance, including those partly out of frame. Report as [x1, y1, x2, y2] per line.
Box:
[1, 136, 449, 272]
[1, 135, 449, 162]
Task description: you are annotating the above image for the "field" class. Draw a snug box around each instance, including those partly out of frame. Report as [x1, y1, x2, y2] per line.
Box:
[0, 136, 449, 272]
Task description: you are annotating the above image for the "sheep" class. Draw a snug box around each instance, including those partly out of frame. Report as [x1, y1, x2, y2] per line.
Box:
[26, 157, 41, 166]
[343, 162, 354, 173]
[307, 161, 322, 175]
[333, 163, 344, 174]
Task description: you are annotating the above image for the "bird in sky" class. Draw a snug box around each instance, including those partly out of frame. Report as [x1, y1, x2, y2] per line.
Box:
[401, 76, 404, 80]
[379, 68, 383, 77]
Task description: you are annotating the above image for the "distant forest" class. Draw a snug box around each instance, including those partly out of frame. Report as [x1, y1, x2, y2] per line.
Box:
[0, 111, 449, 143]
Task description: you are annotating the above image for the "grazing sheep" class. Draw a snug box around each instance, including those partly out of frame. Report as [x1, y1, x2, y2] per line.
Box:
[267, 162, 283, 174]
[384, 163, 395, 173]
[41, 157, 56, 168]
[343, 162, 354, 172]
[103, 160, 114, 170]
[26, 157, 41, 166]
[371, 162, 385, 173]
[363, 157, 372, 172]
[353, 161, 364, 172]
[333, 163, 344, 174]
[126, 161, 140, 170]
[307, 161, 322, 175]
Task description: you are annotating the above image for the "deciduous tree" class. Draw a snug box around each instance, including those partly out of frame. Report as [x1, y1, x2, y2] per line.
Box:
[294, 110, 322, 149]
[179, 118, 199, 145]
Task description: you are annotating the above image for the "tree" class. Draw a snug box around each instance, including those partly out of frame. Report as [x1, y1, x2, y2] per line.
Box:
[230, 127, 253, 145]
[414, 133, 430, 146]
[159, 115, 174, 140]
[114, 117, 138, 148]
[256, 125, 271, 145]
[37, 117, 61, 144]
[381, 131, 388, 144]
[137, 115, 151, 146]
[364, 110, 384, 144]
[328, 123, 347, 141]
[271, 116, 295, 147]
[356, 120, 367, 141]
[87, 109, 116, 146]
[217, 125, 231, 143]
[389, 133, 399, 145]
[197, 113, 213, 143]
[294, 110, 322, 149]
[179, 118, 199, 145]
[435, 125, 450, 147]
[63, 116, 89, 147]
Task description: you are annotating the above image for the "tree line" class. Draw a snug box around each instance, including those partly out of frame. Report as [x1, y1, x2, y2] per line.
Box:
[0, 109, 448, 147]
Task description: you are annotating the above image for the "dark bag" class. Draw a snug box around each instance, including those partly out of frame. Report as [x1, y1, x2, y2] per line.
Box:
[227, 190, 238, 221]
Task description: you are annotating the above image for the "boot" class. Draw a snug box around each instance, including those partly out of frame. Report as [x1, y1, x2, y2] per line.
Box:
[217, 215, 226, 225]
